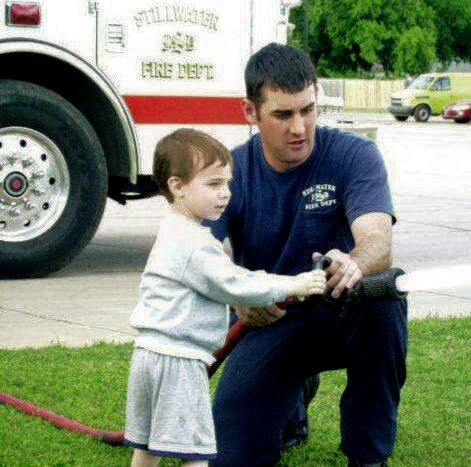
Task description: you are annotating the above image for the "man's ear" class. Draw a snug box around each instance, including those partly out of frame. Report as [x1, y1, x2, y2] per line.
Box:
[241, 98, 258, 125]
[167, 176, 184, 199]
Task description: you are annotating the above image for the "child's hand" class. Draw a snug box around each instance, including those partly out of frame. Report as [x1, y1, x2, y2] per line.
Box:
[289, 270, 326, 300]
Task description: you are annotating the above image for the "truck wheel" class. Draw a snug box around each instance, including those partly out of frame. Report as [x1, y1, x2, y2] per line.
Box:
[413, 104, 431, 122]
[0, 80, 107, 278]
[455, 118, 470, 124]
[394, 116, 408, 122]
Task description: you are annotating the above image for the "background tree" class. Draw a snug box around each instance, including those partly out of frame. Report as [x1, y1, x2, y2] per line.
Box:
[423, 0, 471, 66]
[394, 27, 436, 76]
[289, 0, 438, 77]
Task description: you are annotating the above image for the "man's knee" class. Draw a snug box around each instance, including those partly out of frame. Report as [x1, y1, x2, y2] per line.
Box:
[362, 298, 408, 342]
[346, 298, 408, 372]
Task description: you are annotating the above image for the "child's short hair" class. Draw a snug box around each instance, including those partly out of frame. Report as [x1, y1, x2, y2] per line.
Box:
[153, 128, 233, 203]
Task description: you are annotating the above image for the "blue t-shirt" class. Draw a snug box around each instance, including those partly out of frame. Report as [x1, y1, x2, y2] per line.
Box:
[206, 126, 394, 276]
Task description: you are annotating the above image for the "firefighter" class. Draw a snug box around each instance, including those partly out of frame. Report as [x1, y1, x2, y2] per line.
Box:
[205, 43, 408, 467]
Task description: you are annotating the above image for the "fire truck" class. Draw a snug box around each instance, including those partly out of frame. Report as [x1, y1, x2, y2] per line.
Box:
[0, 1, 369, 278]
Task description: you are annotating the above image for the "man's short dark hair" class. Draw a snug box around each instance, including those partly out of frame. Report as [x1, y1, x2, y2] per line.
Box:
[245, 42, 318, 108]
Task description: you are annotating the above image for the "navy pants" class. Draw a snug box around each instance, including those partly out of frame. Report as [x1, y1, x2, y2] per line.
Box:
[210, 298, 408, 466]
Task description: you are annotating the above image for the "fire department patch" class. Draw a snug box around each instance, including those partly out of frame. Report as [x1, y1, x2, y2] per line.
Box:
[302, 183, 337, 211]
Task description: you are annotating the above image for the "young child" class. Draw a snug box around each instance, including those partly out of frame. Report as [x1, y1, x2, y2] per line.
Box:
[124, 129, 326, 467]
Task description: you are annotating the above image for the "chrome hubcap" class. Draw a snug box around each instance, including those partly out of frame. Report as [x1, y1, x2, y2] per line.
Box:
[0, 127, 70, 241]
[4, 171, 29, 197]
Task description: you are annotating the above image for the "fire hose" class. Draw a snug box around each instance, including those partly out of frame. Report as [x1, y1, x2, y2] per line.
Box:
[0, 256, 407, 445]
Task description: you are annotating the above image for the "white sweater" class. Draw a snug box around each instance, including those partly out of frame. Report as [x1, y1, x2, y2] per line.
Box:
[129, 212, 292, 364]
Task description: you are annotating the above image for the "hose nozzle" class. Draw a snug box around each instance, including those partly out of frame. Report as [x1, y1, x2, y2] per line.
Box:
[342, 267, 407, 303]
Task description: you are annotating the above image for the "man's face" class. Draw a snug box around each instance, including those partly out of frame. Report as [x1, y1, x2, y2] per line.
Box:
[244, 84, 317, 172]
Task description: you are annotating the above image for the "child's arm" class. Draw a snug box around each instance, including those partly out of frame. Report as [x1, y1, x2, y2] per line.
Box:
[180, 242, 325, 307]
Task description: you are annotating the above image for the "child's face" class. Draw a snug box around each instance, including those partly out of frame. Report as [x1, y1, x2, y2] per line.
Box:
[178, 162, 232, 223]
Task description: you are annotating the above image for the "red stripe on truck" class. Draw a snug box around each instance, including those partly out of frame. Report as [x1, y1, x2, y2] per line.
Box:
[123, 95, 247, 125]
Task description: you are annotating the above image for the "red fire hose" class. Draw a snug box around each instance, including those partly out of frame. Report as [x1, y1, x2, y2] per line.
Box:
[0, 265, 405, 445]
[0, 320, 250, 446]
[0, 391, 125, 445]
[0, 257, 327, 445]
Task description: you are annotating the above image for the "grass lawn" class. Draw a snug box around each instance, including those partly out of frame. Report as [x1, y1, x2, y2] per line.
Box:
[0, 317, 469, 466]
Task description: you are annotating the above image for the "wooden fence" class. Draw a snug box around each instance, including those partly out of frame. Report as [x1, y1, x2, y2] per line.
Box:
[320, 78, 406, 110]
[344, 79, 405, 109]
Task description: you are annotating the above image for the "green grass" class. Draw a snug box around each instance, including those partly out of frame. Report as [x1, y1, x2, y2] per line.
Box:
[0, 318, 470, 466]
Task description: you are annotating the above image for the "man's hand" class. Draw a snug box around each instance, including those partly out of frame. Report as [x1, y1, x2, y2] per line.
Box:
[313, 250, 362, 299]
[234, 303, 286, 326]
[312, 213, 393, 299]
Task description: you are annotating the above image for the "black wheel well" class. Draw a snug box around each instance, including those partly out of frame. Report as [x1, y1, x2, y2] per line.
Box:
[0, 52, 131, 181]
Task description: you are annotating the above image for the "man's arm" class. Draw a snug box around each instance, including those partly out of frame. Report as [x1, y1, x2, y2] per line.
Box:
[350, 212, 392, 274]
[320, 212, 392, 298]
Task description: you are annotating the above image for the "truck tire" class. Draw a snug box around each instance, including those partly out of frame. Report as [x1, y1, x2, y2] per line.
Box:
[413, 104, 431, 122]
[0, 80, 108, 278]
